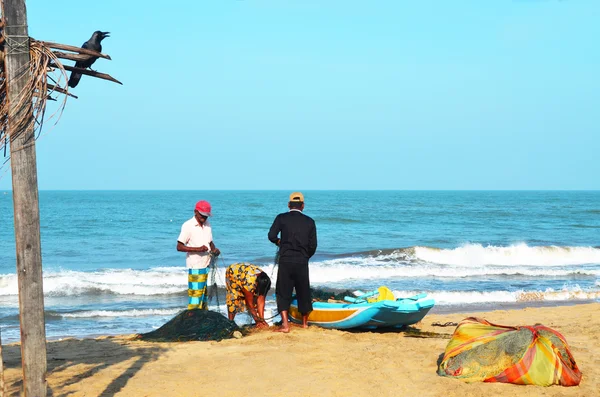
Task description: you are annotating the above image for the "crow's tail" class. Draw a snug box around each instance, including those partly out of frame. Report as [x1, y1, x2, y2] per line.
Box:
[68, 72, 82, 88]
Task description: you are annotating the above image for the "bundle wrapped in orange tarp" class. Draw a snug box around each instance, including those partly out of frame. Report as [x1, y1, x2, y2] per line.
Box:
[437, 317, 582, 386]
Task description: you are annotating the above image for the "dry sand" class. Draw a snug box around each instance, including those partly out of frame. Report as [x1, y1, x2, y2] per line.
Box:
[2, 303, 599, 397]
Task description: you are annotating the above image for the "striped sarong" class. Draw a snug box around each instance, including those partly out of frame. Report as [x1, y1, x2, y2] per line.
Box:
[188, 268, 209, 310]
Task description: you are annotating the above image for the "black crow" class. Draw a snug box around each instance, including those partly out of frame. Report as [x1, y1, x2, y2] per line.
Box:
[68, 31, 110, 88]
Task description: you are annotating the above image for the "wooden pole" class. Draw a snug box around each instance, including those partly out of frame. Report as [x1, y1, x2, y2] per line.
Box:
[0, 328, 4, 397]
[1, 0, 48, 396]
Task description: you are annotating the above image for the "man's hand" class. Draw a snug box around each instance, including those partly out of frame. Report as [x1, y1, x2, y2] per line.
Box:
[198, 245, 209, 252]
[256, 320, 269, 329]
[211, 247, 221, 256]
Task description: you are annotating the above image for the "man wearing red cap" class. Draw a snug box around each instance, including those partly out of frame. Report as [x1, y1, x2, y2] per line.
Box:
[268, 192, 317, 332]
[177, 200, 220, 310]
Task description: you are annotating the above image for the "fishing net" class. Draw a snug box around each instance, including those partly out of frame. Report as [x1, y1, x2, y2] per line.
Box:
[310, 287, 356, 302]
[437, 317, 582, 386]
[136, 309, 245, 342]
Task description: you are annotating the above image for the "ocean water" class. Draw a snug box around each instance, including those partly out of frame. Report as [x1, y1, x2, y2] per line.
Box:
[1, 190, 599, 342]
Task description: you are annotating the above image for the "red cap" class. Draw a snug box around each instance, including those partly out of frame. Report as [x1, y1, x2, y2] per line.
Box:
[194, 200, 212, 216]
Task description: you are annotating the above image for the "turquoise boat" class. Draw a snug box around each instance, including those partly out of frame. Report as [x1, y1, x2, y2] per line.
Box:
[289, 289, 435, 330]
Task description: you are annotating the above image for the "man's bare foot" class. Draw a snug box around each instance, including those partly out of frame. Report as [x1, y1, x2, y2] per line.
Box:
[302, 324, 309, 329]
[274, 327, 290, 333]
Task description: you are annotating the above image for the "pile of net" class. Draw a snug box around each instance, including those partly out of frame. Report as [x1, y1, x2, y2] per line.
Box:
[136, 309, 244, 342]
[310, 287, 356, 302]
[437, 317, 581, 386]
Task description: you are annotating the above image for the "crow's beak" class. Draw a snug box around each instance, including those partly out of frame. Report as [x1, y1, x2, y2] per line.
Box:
[102, 32, 110, 38]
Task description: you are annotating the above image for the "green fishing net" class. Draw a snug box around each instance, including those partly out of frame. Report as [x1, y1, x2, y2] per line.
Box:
[437, 318, 582, 386]
[310, 287, 356, 302]
[136, 309, 245, 342]
[442, 327, 532, 379]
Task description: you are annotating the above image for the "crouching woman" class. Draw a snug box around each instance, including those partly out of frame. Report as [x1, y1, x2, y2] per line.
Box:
[225, 263, 272, 328]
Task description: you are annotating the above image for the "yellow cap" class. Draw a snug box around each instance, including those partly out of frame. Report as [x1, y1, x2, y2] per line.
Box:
[289, 192, 304, 203]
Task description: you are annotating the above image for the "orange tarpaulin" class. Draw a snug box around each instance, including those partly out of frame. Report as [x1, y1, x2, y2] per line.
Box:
[437, 317, 582, 386]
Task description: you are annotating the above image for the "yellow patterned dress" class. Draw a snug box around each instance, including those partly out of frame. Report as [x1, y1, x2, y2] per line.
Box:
[225, 263, 263, 315]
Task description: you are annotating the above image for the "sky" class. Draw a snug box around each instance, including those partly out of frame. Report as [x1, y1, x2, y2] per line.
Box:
[0, 0, 598, 190]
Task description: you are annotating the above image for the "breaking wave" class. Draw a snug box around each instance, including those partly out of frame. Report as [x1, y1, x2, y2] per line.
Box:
[412, 244, 600, 266]
[0, 244, 598, 298]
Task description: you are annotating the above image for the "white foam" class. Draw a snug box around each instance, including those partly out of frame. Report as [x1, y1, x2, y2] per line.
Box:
[61, 308, 181, 318]
[0, 261, 598, 297]
[413, 244, 600, 266]
[0, 268, 189, 296]
[0, 245, 599, 297]
[396, 287, 600, 305]
[306, 261, 599, 283]
[0, 264, 280, 297]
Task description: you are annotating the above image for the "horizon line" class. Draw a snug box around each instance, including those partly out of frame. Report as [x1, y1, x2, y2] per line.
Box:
[2, 189, 600, 192]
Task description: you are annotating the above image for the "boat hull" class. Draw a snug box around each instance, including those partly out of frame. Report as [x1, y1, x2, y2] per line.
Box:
[289, 295, 435, 330]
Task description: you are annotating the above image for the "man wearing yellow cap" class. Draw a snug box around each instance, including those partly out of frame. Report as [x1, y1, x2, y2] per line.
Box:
[268, 192, 318, 332]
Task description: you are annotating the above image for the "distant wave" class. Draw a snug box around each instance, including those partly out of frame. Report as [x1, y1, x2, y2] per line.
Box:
[0, 244, 599, 297]
[328, 244, 600, 267]
[570, 224, 600, 229]
[308, 261, 599, 282]
[0, 308, 183, 322]
[0, 267, 187, 297]
[394, 287, 600, 305]
[412, 244, 600, 266]
[60, 308, 182, 319]
[0, 263, 597, 297]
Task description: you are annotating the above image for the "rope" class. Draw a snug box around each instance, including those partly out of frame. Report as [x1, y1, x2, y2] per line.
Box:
[432, 321, 459, 327]
[264, 248, 281, 322]
[206, 254, 220, 312]
[270, 248, 279, 279]
[1, 132, 6, 157]
[7, 138, 35, 153]
[3, 25, 29, 56]
[261, 309, 281, 322]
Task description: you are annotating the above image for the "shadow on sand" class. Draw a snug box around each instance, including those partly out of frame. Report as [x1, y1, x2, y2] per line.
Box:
[2, 337, 169, 397]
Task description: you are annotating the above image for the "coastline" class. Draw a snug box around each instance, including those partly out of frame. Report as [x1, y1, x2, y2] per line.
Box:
[2, 302, 599, 396]
[4, 298, 596, 344]
[9, 297, 596, 344]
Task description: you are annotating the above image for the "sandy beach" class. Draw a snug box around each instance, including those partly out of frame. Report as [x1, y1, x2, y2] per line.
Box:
[1, 303, 598, 397]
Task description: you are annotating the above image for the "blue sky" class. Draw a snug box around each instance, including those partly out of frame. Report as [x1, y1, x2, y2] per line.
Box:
[1, 0, 598, 190]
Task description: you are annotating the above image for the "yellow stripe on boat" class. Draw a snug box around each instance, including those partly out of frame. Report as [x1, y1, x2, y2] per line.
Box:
[290, 305, 364, 324]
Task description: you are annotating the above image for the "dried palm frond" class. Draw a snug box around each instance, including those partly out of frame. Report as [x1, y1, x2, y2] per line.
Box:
[0, 39, 70, 166]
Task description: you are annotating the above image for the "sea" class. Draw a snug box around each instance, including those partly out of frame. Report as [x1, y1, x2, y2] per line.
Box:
[1, 191, 599, 343]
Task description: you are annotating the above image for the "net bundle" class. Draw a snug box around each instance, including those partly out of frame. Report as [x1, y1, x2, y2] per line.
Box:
[437, 317, 582, 386]
[136, 309, 244, 342]
[310, 287, 356, 302]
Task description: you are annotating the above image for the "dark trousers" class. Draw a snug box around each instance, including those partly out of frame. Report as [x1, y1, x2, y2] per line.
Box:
[276, 261, 312, 315]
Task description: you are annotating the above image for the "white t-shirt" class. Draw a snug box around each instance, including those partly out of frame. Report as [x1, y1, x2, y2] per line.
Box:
[177, 217, 213, 269]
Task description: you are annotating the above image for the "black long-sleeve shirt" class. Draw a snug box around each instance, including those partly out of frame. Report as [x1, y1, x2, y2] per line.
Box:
[268, 210, 317, 264]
